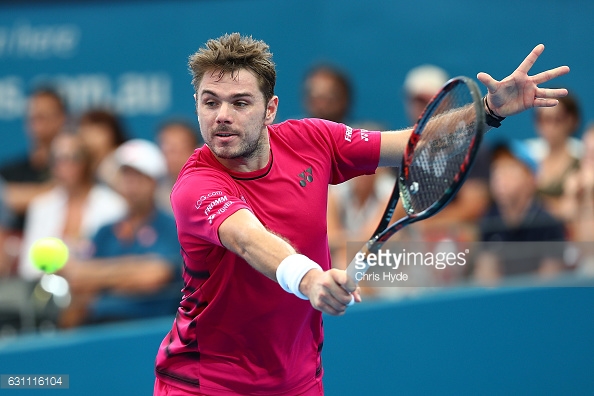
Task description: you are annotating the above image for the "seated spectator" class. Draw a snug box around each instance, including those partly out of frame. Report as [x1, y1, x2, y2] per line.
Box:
[0, 87, 67, 231]
[401, 65, 490, 243]
[327, 156, 395, 268]
[473, 140, 567, 285]
[77, 108, 128, 190]
[303, 64, 352, 123]
[156, 119, 201, 214]
[0, 177, 16, 276]
[528, 94, 582, 218]
[560, 124, 594, 273]
[60, 139, 181, 328]
[18, 133, 127, 281]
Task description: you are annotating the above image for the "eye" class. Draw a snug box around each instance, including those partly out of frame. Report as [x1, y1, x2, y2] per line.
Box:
[234, 101, 248, 108]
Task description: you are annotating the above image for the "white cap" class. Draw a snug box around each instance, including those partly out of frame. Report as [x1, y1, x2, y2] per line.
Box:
[115, 139, 166, 180]
[404, 64, 449, 97]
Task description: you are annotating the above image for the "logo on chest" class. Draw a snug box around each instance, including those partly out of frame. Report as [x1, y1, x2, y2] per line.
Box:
[298, 167, 314, 187]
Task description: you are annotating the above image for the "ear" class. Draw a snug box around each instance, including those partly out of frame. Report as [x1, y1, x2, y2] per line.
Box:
[264, 96, 279, 126]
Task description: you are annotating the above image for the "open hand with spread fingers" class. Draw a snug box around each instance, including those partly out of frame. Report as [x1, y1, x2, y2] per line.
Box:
[477, 44, 570, 118]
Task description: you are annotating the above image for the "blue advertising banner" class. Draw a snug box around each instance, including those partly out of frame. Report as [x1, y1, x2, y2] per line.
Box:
[0, 0, 591, 164]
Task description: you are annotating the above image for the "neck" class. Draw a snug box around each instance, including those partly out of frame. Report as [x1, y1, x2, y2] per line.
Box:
[66, 181, 93, 200]
[547, 142, 569, 157]
[128, 201, 154, 220]
[499, 195, 533, 226]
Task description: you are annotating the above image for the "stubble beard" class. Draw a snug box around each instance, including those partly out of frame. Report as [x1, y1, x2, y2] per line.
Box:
[206, 114, 267, 161]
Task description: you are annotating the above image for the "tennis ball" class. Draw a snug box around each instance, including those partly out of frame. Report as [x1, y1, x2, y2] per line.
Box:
[29, 237, 69, 273]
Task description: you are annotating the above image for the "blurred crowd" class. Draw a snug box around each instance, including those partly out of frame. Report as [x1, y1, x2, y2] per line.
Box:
[1, 64, 592, 337]
[0, 87, 201, 336]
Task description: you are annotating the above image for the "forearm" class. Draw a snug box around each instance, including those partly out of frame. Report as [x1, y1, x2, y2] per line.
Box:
[5, 182, 53, 214]
[378, 104, 493, 168]
[219, 209, 296, 280]
[67, 256, 173, 293]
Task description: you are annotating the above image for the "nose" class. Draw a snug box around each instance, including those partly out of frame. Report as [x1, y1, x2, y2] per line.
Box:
[215, 103, 233, 124]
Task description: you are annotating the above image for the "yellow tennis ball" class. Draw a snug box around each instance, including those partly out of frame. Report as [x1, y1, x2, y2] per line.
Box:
[29, 237, 69, 273]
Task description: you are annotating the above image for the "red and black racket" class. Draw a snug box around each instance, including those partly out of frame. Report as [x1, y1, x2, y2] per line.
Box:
[346, 76, 485, 282]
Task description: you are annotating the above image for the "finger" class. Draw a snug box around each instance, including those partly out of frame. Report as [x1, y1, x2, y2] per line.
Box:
[533, 98, 560, 108]
[515, 44, 545, 74]
[331, 269, 357, 293]
[317, 301, 344, 316]
[321, 293, 350, 312]
[353, 287, 362, 303]
[532, 65, 570, 84]
[347, 295, 355, 307]
[535, 87, 568, 99]
[476, 72, 498, 93]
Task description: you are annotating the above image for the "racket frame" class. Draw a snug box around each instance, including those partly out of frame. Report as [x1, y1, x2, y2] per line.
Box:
[346, 76, 485, 282]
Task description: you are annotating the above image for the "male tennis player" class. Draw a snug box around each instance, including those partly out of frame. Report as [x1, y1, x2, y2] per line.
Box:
[155, 33, 569, 395]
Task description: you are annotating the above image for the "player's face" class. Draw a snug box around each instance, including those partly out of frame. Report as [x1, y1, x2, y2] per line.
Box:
[196, 68, 277, 164]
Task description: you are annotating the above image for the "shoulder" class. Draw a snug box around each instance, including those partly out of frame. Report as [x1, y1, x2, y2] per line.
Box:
[90, 184, 124, 202]
[270, 118, 345, 136]
[29, 187, 65, 208]
[152, 209, 176, 227]
[531, 202, 563, 225]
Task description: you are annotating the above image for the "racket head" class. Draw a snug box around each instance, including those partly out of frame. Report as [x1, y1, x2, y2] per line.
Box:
[346, 76, 485, 283]
[397, 76, 485, 225]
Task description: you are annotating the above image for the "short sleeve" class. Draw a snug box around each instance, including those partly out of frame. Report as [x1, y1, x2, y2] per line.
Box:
[304, 119, 381, 184]
[171, 170, 251, 246]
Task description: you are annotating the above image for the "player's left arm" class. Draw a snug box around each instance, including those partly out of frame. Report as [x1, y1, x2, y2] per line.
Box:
[378, 44, 569, 169]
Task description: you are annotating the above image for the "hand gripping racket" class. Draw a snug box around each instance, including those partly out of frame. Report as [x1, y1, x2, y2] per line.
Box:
[346, 76, 485, 284]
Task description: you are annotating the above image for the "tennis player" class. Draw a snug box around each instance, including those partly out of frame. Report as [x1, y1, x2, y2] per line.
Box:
[154, 33, 569, 395]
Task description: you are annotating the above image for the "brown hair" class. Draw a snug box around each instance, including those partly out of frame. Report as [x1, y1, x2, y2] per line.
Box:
[535, 92, 581, 135]
[188, 33, 276, 103]
[79, 109, 127, 147]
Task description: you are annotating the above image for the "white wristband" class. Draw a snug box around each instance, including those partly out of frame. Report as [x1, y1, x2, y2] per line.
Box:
[276, 254, 323, 300]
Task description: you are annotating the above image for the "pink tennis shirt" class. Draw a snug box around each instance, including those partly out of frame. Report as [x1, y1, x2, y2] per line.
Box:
[155, 118, 381, 395]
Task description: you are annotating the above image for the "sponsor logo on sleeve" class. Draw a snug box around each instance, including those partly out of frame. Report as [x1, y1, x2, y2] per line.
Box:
[361, 130, 369, 142]
[344, 126, 353, 142]
[204, 196, 228, 216]
[195, 191, 223, 209]
[202, 195, 236, 225]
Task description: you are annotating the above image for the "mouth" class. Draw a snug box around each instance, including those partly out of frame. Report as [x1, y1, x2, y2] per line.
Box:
[213, 131, 239, 144]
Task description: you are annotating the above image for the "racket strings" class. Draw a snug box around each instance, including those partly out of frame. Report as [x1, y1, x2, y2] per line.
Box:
[401, 83, 479, 215]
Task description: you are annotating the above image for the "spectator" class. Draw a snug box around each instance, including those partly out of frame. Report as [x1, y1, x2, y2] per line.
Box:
[327, 123, 396, 269]
[402, 65, 490, 243]
[18, 133, 127, 281]
[60, 139, 181, 328]
[303, 64, 352, 123]
[156, 119, 201, 214]
[77, 108, 128, 190]
[403, 64, 450, 123]
[560, 124, 594, 273]
[0, 177, 16, 276]
[528, 94, 582, 218]
[473, 140, 567, 285]
[0, 87, 67, 230]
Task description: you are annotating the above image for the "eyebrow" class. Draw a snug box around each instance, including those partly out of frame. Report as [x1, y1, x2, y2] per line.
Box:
[200, 90, 255, 99]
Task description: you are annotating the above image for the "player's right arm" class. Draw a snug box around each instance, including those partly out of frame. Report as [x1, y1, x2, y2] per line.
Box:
[218, 208, 359, 315]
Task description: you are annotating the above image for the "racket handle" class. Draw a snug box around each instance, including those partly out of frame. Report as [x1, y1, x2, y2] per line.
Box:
[345, 243, 373, 285]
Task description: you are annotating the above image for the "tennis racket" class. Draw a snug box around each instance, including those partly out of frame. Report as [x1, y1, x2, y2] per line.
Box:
[346, 76, 485, 283]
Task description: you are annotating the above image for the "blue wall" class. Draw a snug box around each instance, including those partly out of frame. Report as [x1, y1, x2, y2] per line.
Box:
[0, 0, 592, 165]
[1, 284, 593, 395]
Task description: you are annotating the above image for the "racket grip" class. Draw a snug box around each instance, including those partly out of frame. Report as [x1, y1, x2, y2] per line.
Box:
[345, 243, 373, 285]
